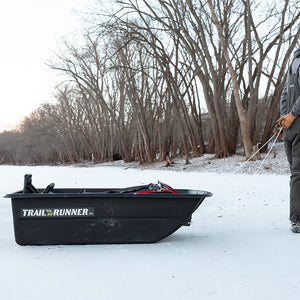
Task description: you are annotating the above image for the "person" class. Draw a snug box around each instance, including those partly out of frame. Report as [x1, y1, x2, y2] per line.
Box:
[277, 46, 300, 233]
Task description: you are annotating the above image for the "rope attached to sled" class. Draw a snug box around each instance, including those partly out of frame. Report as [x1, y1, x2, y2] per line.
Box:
[256, 127, 283, 171]
[234, 126, 283, 173]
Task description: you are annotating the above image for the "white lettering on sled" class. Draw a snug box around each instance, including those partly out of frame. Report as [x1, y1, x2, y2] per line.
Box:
[22, 209, 28, 217]
[21, 207, 94, 218]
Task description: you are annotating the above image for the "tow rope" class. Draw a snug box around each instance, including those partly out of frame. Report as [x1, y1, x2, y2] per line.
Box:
[234, 126, 283, 173]
[257, 126, 283, 171]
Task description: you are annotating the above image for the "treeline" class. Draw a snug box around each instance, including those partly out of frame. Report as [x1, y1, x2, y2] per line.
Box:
[0, 0, 299, 165]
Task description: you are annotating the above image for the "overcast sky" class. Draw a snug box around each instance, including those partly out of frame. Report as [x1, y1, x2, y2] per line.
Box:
[0, 0, 89, 132]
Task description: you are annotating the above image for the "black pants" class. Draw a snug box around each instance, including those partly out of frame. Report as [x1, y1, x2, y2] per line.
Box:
[284, 117, 300, 221]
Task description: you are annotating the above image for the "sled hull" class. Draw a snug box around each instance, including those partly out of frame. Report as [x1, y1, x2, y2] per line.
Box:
[5, 188, 212, 245]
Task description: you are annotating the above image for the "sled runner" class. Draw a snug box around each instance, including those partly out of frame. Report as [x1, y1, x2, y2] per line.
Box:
[5, 174, 212, 245]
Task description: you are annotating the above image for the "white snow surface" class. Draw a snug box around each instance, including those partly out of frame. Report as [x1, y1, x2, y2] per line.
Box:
[1, 144, 299, 300]
[97, 142, 290, 175]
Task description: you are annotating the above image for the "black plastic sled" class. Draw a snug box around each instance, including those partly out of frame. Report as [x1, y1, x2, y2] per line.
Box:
[4, 174, 212, 245]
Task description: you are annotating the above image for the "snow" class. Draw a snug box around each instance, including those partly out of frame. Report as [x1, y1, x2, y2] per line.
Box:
[0, 144, 299, 300]
[95, 142, 291, 175]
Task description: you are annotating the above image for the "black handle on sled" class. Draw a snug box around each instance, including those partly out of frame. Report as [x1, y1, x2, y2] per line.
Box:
[23, 174, 55, 194]
[23, 174, 38, 194]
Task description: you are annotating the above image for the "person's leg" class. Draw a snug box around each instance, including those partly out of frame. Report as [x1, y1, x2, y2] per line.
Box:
[284, 134, 295, 221]
[290, 124, 300, 222]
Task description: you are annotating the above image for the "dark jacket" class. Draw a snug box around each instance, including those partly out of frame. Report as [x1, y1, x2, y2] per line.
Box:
[280, 47, 300, 117]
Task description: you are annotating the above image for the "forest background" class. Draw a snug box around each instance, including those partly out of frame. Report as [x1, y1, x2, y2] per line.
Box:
[0, 0, 299, 165]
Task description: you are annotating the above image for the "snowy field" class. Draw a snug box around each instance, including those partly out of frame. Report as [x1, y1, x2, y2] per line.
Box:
[0, 156, 300, 299]
[94, 142, 291, 175]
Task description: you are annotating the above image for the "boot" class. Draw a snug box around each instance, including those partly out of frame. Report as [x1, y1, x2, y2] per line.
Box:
[291, 216, 300, 233]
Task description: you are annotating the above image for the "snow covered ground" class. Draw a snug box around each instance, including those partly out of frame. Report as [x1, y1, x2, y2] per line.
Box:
[95, 142, 291, 175]
[0, 145, 299, 300]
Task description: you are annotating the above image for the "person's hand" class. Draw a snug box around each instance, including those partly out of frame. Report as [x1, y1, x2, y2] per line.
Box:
[276, 113, 297, 129]
[272, 123, 282, 136]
